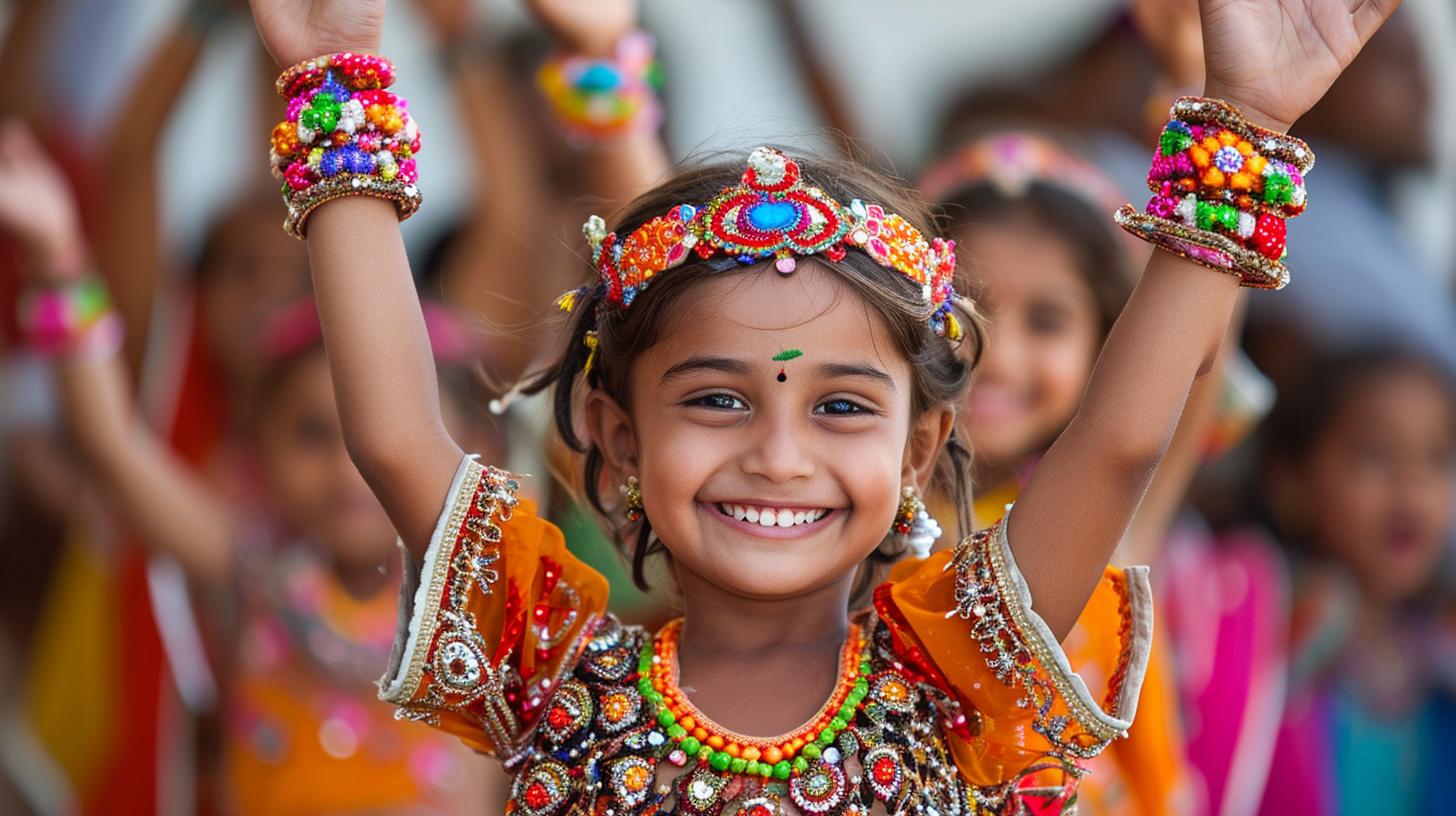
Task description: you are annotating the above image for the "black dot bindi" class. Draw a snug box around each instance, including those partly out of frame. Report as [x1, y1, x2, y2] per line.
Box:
[776, 369, 787, 383]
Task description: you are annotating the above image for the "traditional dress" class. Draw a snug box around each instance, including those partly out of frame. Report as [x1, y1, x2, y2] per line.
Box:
[380, 456, 1153, 814]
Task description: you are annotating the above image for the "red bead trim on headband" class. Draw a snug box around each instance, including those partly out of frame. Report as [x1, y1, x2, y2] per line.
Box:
[572, 147, 964, 340]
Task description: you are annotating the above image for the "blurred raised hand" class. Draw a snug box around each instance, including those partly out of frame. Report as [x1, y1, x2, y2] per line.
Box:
[523, 0, 636, 56]
[248, 0, 385, 67]
[0, 122, 85, 281]
[1199, 0, 1401, 131]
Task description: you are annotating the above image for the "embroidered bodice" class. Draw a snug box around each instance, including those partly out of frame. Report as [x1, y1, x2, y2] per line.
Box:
[378, 456, 1153, 815]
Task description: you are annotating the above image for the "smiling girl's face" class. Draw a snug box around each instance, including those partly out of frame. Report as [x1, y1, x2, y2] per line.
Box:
[587, 261, 949, 601]
[958, 217, 1103, 474]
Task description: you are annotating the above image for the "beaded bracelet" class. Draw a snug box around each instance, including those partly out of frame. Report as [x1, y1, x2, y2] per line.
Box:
[1114, 96, 1315, 289]
[536, 31, 662, 145]
[18, 279, 124, 359]
[270, 52, 422, 238]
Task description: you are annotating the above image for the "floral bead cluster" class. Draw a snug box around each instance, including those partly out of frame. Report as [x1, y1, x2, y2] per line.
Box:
[536, 31, 662, 144]
[269, 52, 423, 238]
[1116, 96, 1315, 289]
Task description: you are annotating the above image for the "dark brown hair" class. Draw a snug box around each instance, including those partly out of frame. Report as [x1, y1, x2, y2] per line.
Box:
[522, 152, 986, 601]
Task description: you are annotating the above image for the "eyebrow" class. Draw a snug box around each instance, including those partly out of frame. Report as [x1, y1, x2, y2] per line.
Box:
[661, 356, 753, 382]
[815, 362, 897, 392]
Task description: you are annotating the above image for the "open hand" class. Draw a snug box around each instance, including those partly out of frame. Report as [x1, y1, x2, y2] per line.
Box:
[248, 0, 385, 67]
[523, 0, 636, 57]
[1199, 0, 1401, 132]
[0, 123, 86, 281]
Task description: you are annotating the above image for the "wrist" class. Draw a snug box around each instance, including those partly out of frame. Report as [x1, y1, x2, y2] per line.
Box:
[1200, 83, 1293, 133]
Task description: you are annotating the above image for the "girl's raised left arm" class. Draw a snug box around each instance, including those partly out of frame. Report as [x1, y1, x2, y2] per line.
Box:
[1011, 0, 1402, 638]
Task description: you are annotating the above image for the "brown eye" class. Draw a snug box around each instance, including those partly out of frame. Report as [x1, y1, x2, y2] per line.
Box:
[815, 398, 867, 416]
[689, 393, 747, 411]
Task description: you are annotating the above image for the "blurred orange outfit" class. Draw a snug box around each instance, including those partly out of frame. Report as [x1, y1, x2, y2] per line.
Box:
[378, 456, 1154, 813]
[222, 544, 482, 815]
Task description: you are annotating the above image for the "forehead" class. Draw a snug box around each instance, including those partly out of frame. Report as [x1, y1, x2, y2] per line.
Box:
[645, 260, 908, 373]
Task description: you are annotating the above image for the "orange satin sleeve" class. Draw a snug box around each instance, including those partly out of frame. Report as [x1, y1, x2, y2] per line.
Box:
[378, 455, 610, 759]
[881, 513, 1153, 793]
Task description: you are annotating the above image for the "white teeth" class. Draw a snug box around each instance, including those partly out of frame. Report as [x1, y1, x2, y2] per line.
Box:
[718, 503, 832, 527]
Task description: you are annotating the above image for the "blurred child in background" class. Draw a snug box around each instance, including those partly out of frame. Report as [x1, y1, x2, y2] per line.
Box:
[0, 123, 503, 815]
[1253, 345, 1456, 815]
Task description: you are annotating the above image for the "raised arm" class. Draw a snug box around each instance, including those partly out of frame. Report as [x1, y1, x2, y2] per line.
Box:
[413, 0, 558, 381]
[95, 0, 233, 375]
[1010, 0, 1402, 638]
[249, 0, 463, 554]
[524, 0, 670, 208]
[0, 123, 233, 586]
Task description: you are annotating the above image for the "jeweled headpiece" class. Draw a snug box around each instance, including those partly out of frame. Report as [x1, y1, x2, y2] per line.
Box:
[566, 147, 964, 341]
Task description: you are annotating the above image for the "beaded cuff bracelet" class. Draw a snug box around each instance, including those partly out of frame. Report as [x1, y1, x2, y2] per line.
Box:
[270, 52, 422, 238]
[19, 279, 124, 359]
[1114, 96, 1315, 289]
[537, 31, 662, 145]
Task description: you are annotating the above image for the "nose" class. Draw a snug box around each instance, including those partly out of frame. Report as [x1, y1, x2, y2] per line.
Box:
[739, 409, 816, 484]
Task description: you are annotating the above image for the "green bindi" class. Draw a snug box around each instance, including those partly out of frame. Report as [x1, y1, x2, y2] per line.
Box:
[773, 349, 802, 382]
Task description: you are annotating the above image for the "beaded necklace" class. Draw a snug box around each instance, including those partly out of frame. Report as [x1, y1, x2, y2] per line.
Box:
[637, 619, 871, 782]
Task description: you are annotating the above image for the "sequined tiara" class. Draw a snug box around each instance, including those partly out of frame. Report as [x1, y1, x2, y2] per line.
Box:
[562, 147, 965, 341]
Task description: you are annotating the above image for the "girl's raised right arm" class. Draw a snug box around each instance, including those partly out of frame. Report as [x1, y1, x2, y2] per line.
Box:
[249, 0, 463, 555]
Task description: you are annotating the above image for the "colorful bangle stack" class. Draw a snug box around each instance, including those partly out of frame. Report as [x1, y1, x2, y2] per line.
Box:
[1114, 96, 1315, 289]
[536, 31, 662, 144]
[18, 279, 123, 359]
[270, 52, 422, 238]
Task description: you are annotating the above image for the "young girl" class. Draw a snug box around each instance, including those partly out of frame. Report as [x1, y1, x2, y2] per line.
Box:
[0, 125, 500, 814]
[1252, 346, 1456, 814]
[238, 0, 1391, 811]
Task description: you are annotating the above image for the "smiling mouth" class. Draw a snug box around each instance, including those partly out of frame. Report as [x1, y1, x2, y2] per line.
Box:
[714, 503, 831, 529]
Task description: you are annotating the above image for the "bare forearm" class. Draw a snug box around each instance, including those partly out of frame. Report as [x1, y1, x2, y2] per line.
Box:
[97, 26, 207, 375]
[55, 352, 233, 584]
[439, 56, 556, 378]
[303, 199, 462, 549]
[580, 130, 671, 214]
[1012, 249, 1239, 637]
[1118, 297, 1243, 566]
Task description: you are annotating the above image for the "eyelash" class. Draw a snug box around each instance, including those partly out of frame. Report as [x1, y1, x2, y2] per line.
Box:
[815, 398, 870, 416]
[688, 393, 747, 411]
[685, 393, 873, 416]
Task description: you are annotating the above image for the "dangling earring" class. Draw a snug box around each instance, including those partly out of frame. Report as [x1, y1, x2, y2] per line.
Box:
[892, 485, 942, 559]
[619, 476, 644, 523]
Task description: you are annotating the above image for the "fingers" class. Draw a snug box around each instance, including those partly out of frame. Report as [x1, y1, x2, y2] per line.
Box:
[1350, 0, 1402, 42]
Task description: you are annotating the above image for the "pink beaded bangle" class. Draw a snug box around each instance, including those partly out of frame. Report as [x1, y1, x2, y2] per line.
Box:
[1115, 97, 1315, 290]
[18, 279, 125, 359]
[537, 31, 662, 145]
[270, 53, 422, 238]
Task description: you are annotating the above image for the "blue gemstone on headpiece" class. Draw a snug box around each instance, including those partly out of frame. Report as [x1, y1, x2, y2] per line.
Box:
[736, 254, 757, 265]
[623, 287, 638, 305]
[678, 204, 697, 220]
[746, 201, 798, 232]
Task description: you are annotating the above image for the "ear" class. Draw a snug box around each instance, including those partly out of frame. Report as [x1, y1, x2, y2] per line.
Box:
[902, 406, 955, 488]
[584, 388, 639, 481]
